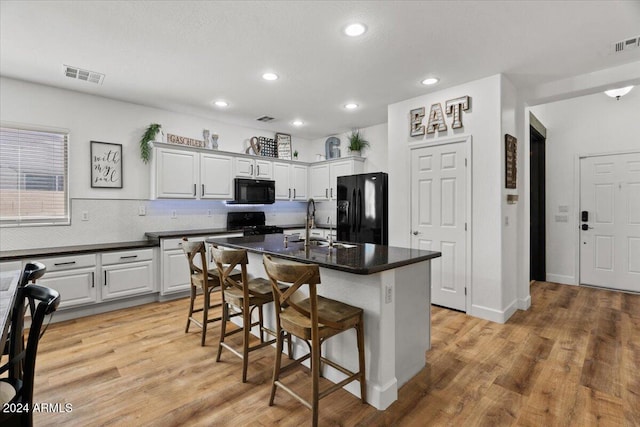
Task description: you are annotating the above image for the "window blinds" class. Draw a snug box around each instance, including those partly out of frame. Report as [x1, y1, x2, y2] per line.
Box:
[0, 125, 69, 225]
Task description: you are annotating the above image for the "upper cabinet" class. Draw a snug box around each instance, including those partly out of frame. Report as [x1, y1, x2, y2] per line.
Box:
[309, 158, 364, 201]
[151, 145, 232, 200]
[274, 162, 308, 201]
[234, 157, 272, 179]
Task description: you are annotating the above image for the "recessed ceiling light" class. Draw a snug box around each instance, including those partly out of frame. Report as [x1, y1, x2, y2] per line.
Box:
[214, 100, 228, 107]
[292, 120, 304, 126]
[344, 103, 359, 109]
[421, 77, 439, 86]
[262, 72, 279, 81]
[344, 23, 367, 37]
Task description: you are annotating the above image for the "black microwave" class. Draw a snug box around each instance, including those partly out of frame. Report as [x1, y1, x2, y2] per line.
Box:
[231, 178, 275, 204]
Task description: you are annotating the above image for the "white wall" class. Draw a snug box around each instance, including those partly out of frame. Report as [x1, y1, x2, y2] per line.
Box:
[529, 88, 640, 285]
[0, 77, 310, 250]
[388, 74, 519, 323]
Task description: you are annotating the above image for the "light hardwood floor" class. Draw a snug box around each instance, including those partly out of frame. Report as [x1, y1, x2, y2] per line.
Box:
[22, 282, 640, 426]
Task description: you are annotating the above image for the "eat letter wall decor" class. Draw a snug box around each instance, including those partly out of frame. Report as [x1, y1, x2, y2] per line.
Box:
[409, 96, 471, 137]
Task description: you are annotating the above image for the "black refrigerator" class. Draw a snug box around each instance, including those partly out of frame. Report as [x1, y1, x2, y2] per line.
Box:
[336, 172, 388, 245]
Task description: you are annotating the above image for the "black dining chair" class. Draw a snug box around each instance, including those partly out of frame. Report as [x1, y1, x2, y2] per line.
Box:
[0, 284, 60, 427]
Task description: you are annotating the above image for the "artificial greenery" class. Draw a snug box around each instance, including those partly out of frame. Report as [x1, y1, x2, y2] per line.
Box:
[140, 123, 161, 163]
[293, 150, 299, 159]
[347, 129, 370, 152]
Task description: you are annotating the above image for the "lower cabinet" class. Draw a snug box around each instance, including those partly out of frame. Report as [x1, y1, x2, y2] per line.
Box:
[102, 249, 154, 300]
[34, 254, 98, 310]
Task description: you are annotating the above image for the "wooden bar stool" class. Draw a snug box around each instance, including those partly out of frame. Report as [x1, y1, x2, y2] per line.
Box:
[181, 238, 239, 346]
[262, 255, 366, 427]
[210, 246, 287, 383]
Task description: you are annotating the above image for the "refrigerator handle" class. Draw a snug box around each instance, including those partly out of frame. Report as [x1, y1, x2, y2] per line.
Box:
[351, 189, 357, 233]
[357, 189, 363, 232]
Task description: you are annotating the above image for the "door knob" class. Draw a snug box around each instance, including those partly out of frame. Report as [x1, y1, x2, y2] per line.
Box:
[412, 231, 421, 235]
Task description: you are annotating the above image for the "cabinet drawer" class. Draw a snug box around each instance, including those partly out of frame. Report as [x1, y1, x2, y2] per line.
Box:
[102, 248, 153, 265]
[34, 254, 97, 272]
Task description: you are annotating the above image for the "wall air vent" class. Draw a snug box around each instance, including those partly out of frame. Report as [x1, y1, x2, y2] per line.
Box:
[612, 36, 639, 54]
[256, 116, 275, 122]
[63, 65, 105, 84]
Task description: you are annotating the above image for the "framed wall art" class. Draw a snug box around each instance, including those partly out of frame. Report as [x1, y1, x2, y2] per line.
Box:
[91, 141, 122, 188]
[276, 132, 292, 160]
[505, 134, 517, 189]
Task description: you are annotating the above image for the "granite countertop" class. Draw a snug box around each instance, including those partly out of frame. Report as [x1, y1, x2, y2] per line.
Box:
[144, 228, 242, 242]
[206, 233, 441, 275]
[0, 240, 157, 261]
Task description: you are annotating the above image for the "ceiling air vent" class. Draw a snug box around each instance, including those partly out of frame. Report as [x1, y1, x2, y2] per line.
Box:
[63, 65, 105, 84]
[612, 36, 639, 54]
[256, 115, 276, 122]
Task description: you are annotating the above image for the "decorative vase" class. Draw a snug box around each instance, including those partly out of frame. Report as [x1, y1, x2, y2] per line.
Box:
[350, 150, 361, 157]
[153, 129, 164, 143]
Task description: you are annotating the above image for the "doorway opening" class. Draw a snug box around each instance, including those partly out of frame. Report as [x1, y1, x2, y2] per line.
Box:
[530, 126, 546, 281]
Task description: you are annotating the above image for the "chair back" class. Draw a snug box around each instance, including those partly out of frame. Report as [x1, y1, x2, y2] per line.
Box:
[181, 238, 210, 282]
[0, 284, 60, 427]
[210, 246, 249, 297]
[18, 262, 46, 288]
[263, 255, 344, 331]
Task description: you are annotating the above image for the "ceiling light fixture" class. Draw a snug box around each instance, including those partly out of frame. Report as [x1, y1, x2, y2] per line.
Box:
[344, 103, 359, 110]
[214, 100, 228, 107]
[421, 77, 439, 86]
[344, 23, 367, 37]
[292, 120, 304, 126]
[262, 72, 279, 81]
[604, 85, 634, 100]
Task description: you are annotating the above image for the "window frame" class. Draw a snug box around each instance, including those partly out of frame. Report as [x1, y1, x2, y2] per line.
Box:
[0, 122, 71, 227]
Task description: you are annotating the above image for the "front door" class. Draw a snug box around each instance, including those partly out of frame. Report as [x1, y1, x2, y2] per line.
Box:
[580, 152, 640, 292]
[411, 140, 468, 311]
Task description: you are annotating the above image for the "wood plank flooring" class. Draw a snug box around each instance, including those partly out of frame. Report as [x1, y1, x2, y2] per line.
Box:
[16, 282, 640, 426]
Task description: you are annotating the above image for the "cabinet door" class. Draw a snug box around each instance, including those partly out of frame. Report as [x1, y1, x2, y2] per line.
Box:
[309, 164, 330, 200]
[255, 159, 273, 179]
[37, 267, 98, 309]
[291, 164, 308, 200]
[156, 148, 198, 198]
[103, 260, 154, 300]
[273, 162, 292, 200]
[162, 248, 191, 295]
[234, 157, 254, 178]
[201, 153, 233, 199]
[329, 160, 354, 200]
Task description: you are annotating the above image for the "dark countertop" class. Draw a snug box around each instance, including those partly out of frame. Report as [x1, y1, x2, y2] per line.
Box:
[144, 228, 242, 242]
[206, 233, 441, 275]
[0, 240, 157, 261]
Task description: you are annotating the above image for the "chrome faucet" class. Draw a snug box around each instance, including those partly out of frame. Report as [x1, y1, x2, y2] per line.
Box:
[305, 198, 316, 247]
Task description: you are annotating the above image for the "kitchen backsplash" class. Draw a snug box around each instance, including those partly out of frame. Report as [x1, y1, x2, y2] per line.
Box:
[0, 198, 309, 251]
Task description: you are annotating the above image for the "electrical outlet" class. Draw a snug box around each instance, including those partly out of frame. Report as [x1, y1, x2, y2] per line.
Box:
[171, 210, 177, 219]
[385, 284, 393, 304]
[81, 211, 89, 221]
[138, 205, 146, 216]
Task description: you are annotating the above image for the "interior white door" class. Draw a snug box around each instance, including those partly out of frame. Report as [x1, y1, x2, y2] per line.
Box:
[580, 152, 640, 292]
[411, 141, 468, 311]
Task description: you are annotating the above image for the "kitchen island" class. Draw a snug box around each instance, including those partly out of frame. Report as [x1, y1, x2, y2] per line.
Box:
[206, 233, 441, 410]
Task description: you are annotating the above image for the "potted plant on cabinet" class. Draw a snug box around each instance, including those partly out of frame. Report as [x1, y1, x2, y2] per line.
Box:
[346, 129, 369, 156]
[140, 123, 163, 164]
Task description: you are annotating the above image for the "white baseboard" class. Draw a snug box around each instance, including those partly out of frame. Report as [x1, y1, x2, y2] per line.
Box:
[470, 299, 518, 324]
[546, 274, 577, 285]
[518, 295, 531, 310]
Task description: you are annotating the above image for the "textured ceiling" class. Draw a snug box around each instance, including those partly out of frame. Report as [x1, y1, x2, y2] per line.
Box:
[1, 1, 639, 139]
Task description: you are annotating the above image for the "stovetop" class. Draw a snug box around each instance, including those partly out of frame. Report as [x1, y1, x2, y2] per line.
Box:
[227, 212, 283, 235]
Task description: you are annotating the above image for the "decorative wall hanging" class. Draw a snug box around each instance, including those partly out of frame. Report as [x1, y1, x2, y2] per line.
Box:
[505, 134, 517, 189]
[91, 141, 122, 188]
[276, 133, 292, 160]
[259, 136, 278, 158]
[245, 136, 262, 155]
[166, 133, 205, 148]
[409, 95, 472, 137]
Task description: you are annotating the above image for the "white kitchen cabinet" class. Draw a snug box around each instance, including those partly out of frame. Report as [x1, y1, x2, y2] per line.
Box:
[308, 158, 364, 201]
[101, 249, 154, 300]
[160, 233, 242, 295]
[201, 153, 234, 199]
[154, 147, 199, 199]
[234, 157, 272, 179]
[33, 254, 98, 310]
[274, 162, 308, 200]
